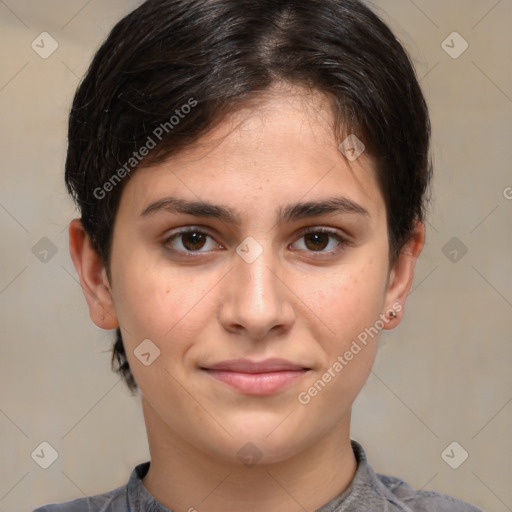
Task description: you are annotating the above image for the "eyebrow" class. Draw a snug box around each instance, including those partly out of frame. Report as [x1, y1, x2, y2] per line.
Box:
[139, 196, 370, 223]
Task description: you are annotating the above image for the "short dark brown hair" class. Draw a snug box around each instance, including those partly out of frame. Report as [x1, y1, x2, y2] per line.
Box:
[65, 0, 432, 392]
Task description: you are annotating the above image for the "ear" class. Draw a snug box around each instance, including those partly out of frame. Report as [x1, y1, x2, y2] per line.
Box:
[68, 219, 119, 330]
[382, 221, 425, 330]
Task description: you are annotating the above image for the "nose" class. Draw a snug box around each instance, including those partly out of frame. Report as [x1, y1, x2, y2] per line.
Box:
[219, 242, 296, 341]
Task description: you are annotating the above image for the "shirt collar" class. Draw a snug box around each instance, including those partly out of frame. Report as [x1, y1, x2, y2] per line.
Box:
[126, 440, 405, 512]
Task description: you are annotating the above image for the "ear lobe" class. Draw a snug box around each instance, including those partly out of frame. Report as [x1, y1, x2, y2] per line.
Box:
[382, 221, 425, 330]
[68, 219, 119, 330]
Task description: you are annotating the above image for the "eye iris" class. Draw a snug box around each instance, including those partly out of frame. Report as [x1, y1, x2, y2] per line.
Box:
[183, 232, 206, 251]
[305, 232, 329, 251]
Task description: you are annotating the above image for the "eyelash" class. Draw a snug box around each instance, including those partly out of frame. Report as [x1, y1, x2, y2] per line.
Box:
[163, 226, 350, 256]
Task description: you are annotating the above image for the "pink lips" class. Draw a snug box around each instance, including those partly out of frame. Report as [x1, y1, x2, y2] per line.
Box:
[202, 358, 309, 395]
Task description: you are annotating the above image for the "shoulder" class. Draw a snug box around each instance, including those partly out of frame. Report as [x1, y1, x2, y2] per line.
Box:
[346, 441, 482, 512]
[31, 484, 126, 512]
[376, 473, 483, 512]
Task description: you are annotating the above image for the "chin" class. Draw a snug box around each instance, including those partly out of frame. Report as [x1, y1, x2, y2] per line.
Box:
[210, 413, 316, 466]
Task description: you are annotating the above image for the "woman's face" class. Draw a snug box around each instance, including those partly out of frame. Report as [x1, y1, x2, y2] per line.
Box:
[100, 86, 420, 465]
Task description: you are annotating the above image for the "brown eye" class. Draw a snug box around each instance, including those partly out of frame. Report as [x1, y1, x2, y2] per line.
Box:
[164, 229, 219, 253]
[304, 232, 330, 251]
[181, 231, 207, 251]
[291, 228, 349, 254]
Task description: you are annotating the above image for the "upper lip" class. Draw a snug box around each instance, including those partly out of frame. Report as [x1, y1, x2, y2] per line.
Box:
[202, 358, 308, 373]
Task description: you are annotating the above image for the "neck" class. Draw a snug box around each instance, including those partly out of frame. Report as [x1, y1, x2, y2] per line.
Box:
[141, 399, 357, 512]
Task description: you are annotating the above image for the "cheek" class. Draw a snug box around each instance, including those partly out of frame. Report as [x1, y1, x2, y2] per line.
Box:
[111, 263, 208, 395]
[110, 246, 197, 341]
[295, 272, 383, 418]
[296, 258, 388, 397]
[305, 263, 387, 339]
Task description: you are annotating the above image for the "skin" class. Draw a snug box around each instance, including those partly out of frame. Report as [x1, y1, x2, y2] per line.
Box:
[69, 84, 424, 512]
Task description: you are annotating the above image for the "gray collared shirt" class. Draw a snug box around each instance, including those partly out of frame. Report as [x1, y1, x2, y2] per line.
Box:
[33, 441, 482, 512]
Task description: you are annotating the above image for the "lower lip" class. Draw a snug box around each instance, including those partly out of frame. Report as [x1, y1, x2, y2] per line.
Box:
[204, 370, 307, 395]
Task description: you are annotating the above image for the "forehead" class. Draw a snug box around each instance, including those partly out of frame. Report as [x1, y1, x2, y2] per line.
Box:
[119, 85, 386, 223]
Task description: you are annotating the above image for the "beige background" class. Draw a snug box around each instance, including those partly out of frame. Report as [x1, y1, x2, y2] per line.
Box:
[0, 1, 511, 511]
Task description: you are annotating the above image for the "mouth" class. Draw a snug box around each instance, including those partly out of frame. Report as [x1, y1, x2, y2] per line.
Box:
[201, 358, 310, 395]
